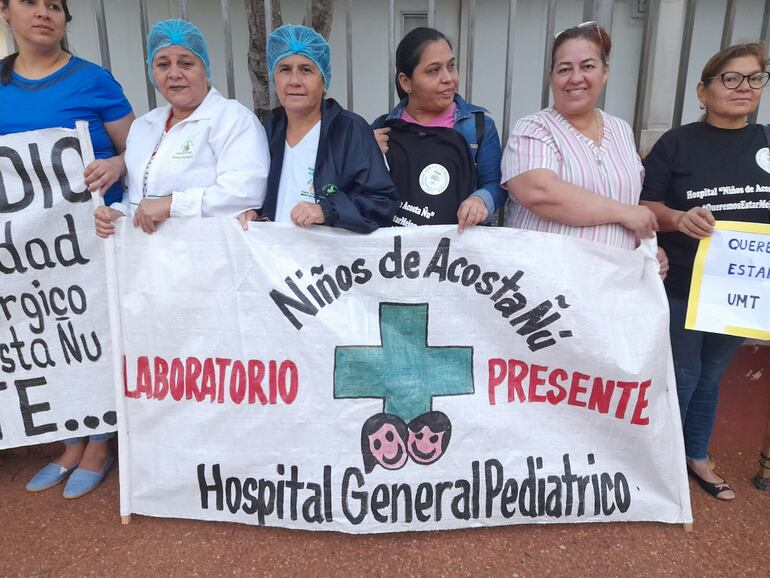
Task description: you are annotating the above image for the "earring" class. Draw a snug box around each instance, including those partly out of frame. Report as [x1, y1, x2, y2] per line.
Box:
[698, 102, 705, 110]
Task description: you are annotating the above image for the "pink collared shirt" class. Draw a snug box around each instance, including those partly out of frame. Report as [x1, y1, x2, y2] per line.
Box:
[501, 107, 644, 250]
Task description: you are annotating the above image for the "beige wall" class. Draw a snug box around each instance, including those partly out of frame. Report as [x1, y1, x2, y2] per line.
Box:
[1, 18, 12, 58]
[31, 1, 770, 130]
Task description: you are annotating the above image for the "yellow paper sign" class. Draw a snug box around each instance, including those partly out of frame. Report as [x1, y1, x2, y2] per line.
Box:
[686, 221, 770, 340]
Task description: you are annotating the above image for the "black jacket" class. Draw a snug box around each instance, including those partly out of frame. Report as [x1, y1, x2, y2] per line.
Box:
[261, 99, 398, 233]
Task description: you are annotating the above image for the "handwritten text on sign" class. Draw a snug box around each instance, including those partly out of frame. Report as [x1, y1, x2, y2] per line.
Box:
[687, 221, 770, 340]
[0, 128, 116, 449]
[115, 222, 691, 532]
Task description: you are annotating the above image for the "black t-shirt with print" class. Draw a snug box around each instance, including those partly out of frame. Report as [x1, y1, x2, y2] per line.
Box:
[385, 119, 476, 226]
[641, 122, 770, 299]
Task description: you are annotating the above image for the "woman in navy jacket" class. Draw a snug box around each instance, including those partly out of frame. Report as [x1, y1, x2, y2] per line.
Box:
[243, 24, 397, 234]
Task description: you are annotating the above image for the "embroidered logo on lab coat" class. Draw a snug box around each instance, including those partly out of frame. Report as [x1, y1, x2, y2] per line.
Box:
[172, 140, 194, 160]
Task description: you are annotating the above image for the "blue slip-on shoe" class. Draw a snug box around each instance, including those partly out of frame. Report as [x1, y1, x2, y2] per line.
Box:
[62, 455, 114, 499]
[26, 463, 74, 492]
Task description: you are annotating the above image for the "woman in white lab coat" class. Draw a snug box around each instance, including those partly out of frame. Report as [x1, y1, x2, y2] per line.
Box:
[95, 18, 269, 235]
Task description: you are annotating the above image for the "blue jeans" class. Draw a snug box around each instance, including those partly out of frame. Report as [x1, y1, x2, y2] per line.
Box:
[668, 297, 744, 461]
[63, 433, 114, 445]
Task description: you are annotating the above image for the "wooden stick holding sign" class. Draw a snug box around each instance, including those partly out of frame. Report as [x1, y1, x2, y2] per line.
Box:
[75, 121, 131, 523]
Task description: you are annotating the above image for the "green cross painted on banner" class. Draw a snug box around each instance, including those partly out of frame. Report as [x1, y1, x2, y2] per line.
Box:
[334, 303, 474, 423]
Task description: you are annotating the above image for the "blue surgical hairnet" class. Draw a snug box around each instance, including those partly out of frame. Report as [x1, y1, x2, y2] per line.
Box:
[267, 24, 331, 89]
[146, 19, 211, 87]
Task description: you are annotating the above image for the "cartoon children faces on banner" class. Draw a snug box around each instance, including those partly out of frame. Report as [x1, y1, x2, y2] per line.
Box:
[361, 410, 452, 473]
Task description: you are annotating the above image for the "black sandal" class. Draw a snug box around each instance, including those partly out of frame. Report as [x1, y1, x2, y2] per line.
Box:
[687, 465, 735, 500]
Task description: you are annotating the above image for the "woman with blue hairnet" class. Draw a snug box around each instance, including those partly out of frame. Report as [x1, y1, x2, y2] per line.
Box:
[95, 19, 270, 236]
[240, 24, 397, 232]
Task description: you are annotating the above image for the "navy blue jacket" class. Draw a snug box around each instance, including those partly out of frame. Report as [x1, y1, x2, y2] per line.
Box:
[262, 99, 398, 233]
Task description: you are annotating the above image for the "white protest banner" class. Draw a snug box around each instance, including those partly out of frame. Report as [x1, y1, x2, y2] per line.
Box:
[0, 128, 116, 449]
[686, 221, 770, 340]
[114, 222, 692, 532]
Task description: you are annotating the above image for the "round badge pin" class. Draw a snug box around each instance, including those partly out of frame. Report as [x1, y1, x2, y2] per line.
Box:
[419, 163, 450, 196]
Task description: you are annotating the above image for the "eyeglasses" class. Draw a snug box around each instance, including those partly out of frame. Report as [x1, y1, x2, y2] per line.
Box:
[554, 20, 600, 40]
[707, 71, 770, 90]
[553, 20, 607, 63]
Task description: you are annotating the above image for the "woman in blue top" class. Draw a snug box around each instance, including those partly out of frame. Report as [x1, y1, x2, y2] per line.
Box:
[372, 27, 506, 231]
[0, 0, 134, 498]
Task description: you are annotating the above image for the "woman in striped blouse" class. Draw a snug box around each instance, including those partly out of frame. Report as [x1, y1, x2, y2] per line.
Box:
[501, 22, 661, 256]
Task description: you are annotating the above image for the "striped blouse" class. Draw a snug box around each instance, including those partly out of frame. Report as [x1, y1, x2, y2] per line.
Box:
[501, 107, 643, 250]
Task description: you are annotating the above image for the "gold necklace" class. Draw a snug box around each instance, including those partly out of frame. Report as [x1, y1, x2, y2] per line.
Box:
[592, 109, 604, 166]
[592, 109, 603, 147]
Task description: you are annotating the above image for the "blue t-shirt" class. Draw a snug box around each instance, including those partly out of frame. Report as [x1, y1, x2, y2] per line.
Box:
[0, 56, 133, 205]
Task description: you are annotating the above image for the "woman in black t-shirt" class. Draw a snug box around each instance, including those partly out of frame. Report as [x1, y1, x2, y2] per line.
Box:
[641, 42, 769, 501]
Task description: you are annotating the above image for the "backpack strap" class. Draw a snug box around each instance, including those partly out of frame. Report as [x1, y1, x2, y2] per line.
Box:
[763, 124, 770, 148]
[472, 111, 485, 162]
[475, 111, 485, 144]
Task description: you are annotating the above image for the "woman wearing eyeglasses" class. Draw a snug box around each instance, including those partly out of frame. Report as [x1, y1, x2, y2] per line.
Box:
[640, 42, 769, 501]
[502, 22, 660, 251]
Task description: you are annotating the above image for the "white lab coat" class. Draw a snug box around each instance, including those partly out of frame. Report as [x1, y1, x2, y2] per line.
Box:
[117, 87, 269, 218]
